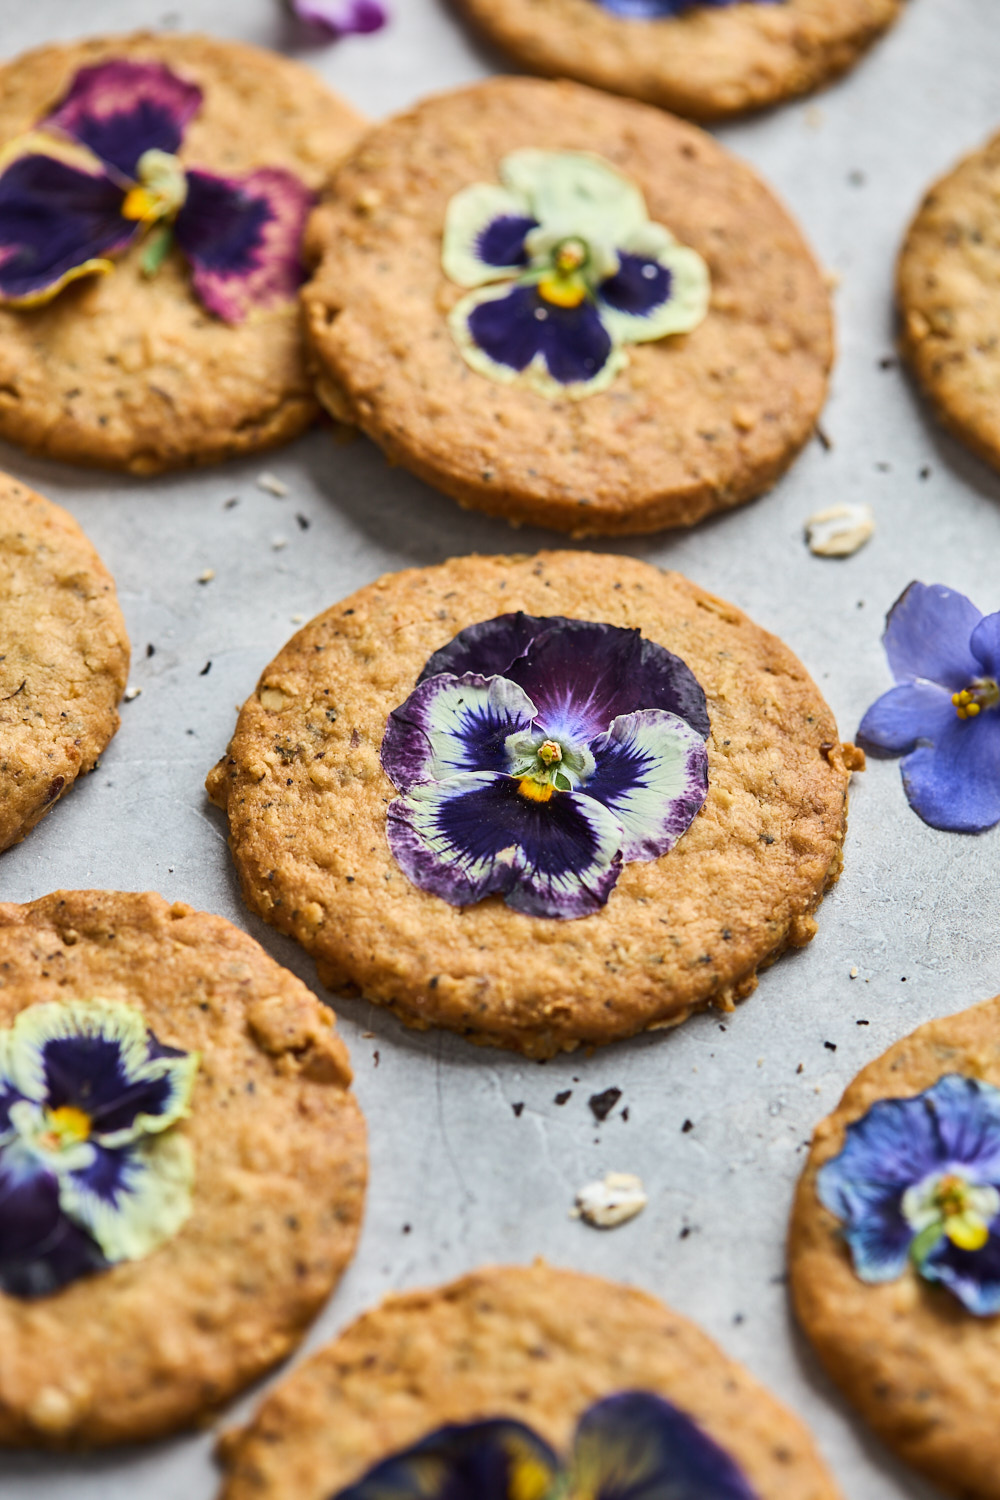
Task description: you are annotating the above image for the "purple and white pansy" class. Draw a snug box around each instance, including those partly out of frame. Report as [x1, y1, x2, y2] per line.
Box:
[380, 613, 710, 920]
[592, 0, 780, 17]
[442, 150, 710, 399]
[0, 999, 198, 1299]
[0, 59, 314, 322]
[287, 0, 389, 34]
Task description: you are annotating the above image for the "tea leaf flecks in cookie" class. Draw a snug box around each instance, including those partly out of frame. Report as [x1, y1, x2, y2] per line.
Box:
[858, 581, 1000, 831]
[442, 151, 709, 399]
[818, 1075, 1000, 1317]
[287, 0, 389, 33]
[0, 60, 314, 323]
[0, 999, 198, 1298]
[380, 614, 709, 920]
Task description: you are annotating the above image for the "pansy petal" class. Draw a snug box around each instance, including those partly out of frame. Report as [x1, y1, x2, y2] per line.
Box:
[174, 167, 313, 324]
[0, 150, 137, 306]
[899, 710, 1000, 832]
[443, 182, 537, 287]
[334, 1419, 559, 1500]
[857, 681, 956, 756]
[61, 1132, 194, 1263]
[583, 710, 707, 862]
[882, 582, 983, 688]
[417, 613, 544, 686]
[451, 283, 623, 399]
[382, 674, 538, 792]
[290, 0, 389, 34]
[501, 150, 648, 243]
[970, 610, 1000, 679]
[570, 1391, 759, 1500]
[921, 1215, 1000, 1316]
[598, 243, 709, 346]
[43, 60, 202, 179]
[0, 1147, 107, 1298]
[925, 1075, 1000, 1181]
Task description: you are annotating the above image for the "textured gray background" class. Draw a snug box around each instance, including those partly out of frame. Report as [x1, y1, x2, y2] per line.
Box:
[1, 1, 998, 1496]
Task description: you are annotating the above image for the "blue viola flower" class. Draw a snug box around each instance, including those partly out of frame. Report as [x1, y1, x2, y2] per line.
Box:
[288, 0, 389, 33]
[442, 150, 709, 398]
[381, 613, 709, 920]
[857, 582, 1000, 833]
[593, 0, 780, 17]
[0, 999, 198, 1298]
[0, 59, 314, 322]
[333, 1390, 759, 1500]
[818, 1075, 1000, 1317]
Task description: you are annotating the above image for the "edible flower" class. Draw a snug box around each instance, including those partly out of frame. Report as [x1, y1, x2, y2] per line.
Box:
[818, 1075, 1000, 1317]
[857, 582, 1000, 832]
[333, 1390, 759, 1500]
[0, 59, 314, 322]
[288, 0, 389, 33]
[593, 0, 780, 15]
[0, 999, 198, 1298]
[442, 150, 709, 398]
[381, 613, 709, 920]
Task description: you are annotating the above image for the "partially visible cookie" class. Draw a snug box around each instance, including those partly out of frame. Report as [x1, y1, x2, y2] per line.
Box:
[0, 32, 364, 473]
[0, 472, 129, 853]
[207, 551, 862, 1058]
[455, 0, 902, 123]
[303, 77, 833, 536]
[899, 131, 1000, 476]
[0, 889, 367, 1447]
[218, 1262, 842, 1500]
[790, 996, 1000, 1499]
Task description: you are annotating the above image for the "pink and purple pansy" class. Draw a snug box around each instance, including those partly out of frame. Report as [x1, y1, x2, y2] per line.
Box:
[593, 0, 780, 16]
[857, 582, 1000, 833]
[818, 1075, 1000, 1317]
[442, 150, 709, 399]
[0, 999, 197, 1299]
[380, 614, 709, 920]
[0, 59, 314, 323]
[333, 1390, 758, 1500]
[288, 0, 389, 34]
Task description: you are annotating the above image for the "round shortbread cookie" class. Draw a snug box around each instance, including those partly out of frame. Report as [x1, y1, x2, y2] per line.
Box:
[0, 889, 367, 1447]
[302, 77, 833, 537]
[790, 996, 1000, 1500]
[206, 551, 862, 1058]
[0, 32, 364, 473]
[0, 471, 129, 853]
[455, 0, 902, 124]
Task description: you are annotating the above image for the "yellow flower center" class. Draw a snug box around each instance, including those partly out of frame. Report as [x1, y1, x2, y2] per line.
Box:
[122, 148, 188, 224]
[517, 777, 555, 802]
[952, 677, 1000, 720]
[537, 740, 563, 766]
[935, 1173, 991, 1251]
[40, 1104, 93, 1150]
[510, 1457, 554, 1500]
[538, 237, 588, 308]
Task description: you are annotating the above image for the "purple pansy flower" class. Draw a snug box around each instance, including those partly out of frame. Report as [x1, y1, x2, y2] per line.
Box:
[288, 0, 389, 34]
[818, 1075, 1000, 1317]
[0, 59, 314, 322]
[380, 614, 709, 920]
[0, 999, 197, 1299]
[593, 0, 780, 16]
[857, 582, 1000, 833]
[333, 1390, 759, 1500]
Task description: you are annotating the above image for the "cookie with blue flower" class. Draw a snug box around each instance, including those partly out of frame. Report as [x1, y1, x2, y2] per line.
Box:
[0, 471, 129, 853]
[0, 32, 364, 473]
[456, 0, 901, 122]
[207, 551, 862, 1057]
[303, 77, 833, 535]
[0, 889, 366, 1446]
[790, 995, 1000, 1497]
[219, 1263, 842, 1500]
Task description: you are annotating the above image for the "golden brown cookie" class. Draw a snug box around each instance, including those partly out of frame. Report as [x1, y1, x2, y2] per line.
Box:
[207, 551, 862, 1058]
[302, 77, 833, 536]
[0, 889, 367, 1448]
[218, 1262, 843, 1500]
[898, 131, 1000, 478]
[0, 32, 365, 473]
[790, 995, 1000, 1499]
[0, 472, 129, 853]
[455, 0, 902, 123]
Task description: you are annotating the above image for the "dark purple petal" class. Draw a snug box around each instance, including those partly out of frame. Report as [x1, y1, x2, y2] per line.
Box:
[476, 215, 536, 269]
[382, 674, 536, 792]
[468, 284, 613, 386]
[899, 711, 1000, 832]
[68, 1140, 134, 1207]
[41, 1033, 173, 1135]
[882, 582, 982, 689]
[0, 1155, 107, 1298]
[332, 1418, 558, 1500]
[572, 1392, 758, 1500]
[42, 60, 202, 179]
[0, 153, 137, 304]
[584, 710, 707, 861]
[970, 610, 1000, 679]
[599, 253, 672, 317]
[921, 1213, 1000, 1316]
[175, 167, 313, 323]
[291, 0, 389, 34]
[857, 681, 956, 757]
[418, 613, 542, 685]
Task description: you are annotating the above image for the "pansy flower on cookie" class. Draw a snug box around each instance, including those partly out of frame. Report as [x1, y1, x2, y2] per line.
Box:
[0, 59, 314, 323]
[818, 1075, 1000, 1317]
[858, 582, 1000, 832]
[288, 0, 389, 33]
[442, 150, 710, 398]
[0, 999, 198, 1299]
[593, 0, 779, 14]
[381, 613, 709, 920]
[334, 1389, 758, 1500]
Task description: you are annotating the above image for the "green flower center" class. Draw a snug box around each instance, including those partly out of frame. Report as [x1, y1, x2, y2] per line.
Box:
[122, 149, 188, 225]
[903, 1167, 1000, 1262]
[953, 677, 1000, 720]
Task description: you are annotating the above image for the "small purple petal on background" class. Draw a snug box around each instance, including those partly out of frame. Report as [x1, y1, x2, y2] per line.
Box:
[43, 60, 202, 179]
[900, 716, 1000, 833]
[290, 0, 389, 35]
[381, 673, 537, 791]
[970, 611, 1000, 679]
[882, 582, 982, 689]
[857, 681, 956, 756]
[0, 154, 137, 303]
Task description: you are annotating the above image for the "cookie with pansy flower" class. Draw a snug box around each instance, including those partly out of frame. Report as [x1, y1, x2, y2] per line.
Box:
[0, 33, 364, 473]
[0, 890, 366, 1447]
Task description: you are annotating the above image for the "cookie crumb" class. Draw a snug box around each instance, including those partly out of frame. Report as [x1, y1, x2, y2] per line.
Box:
[257, 472, 289, 498]
[197, 568, 215, 584]
[572, 1171, 647, 1228]
[806, 503, 874, 557]
[850, 966, 859, 979]
[272, 537, 288, 551]
[123, 685, 142, 702]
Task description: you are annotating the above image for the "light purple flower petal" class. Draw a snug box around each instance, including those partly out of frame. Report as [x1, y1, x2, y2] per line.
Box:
[899, 713, 1000, 832]
[381, 674, 537, 792]
[882, 582, 983, 689]
[290, 0, 388, 35]
[970, 610, 1000, 680]
[583, 710, 707, 861]
[42, 60, 203, 180]
[857, 681, 956, 756]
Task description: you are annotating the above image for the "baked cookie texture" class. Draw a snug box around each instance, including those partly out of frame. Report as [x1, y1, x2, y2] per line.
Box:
[0, 32, 365, 474]
[456, 0, 902, 123]
[207, 551, 862, 1058]
[303, 77, 833, 536]
[789, 996, 1000, 1500]
[0, 890, 367, 1448]
[0, 472, 129, 853]
[898, 131, 1000, 478]
[218, 1262, 843, 1500]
